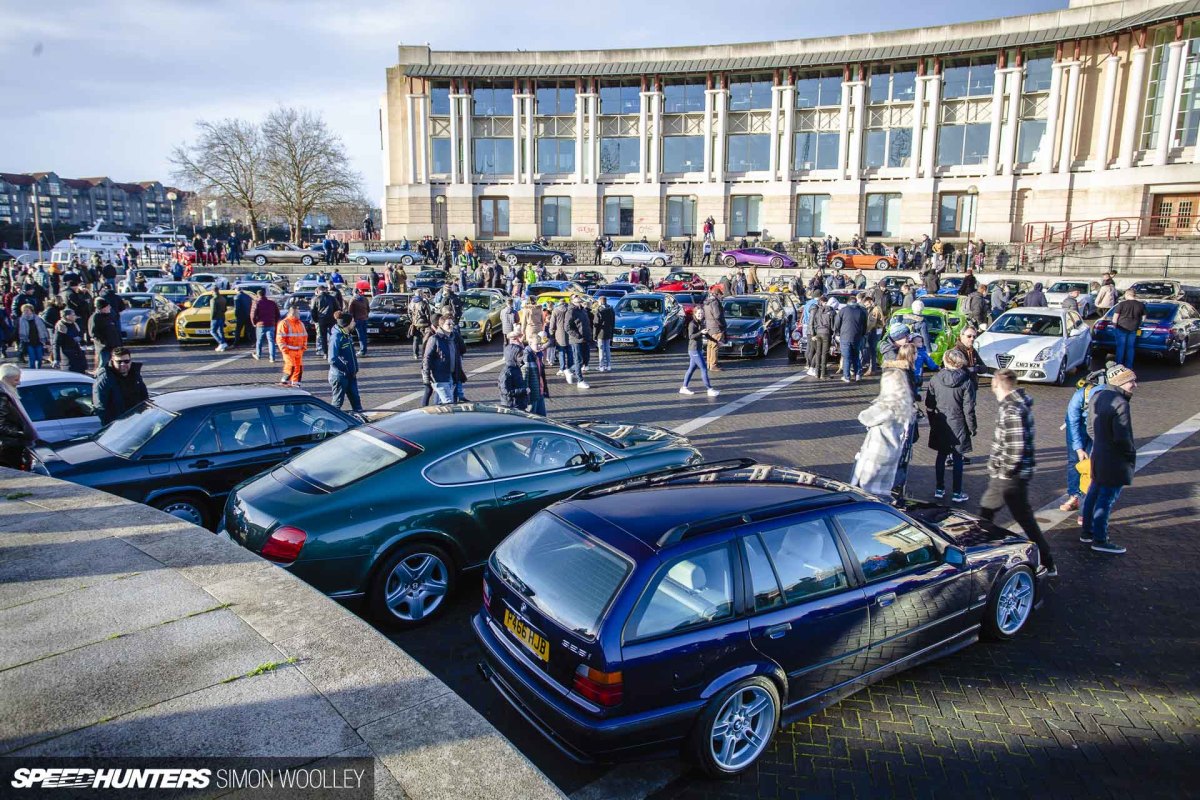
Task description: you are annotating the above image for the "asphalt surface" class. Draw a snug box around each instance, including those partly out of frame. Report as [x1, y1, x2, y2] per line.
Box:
[125, 327, 1200, 799]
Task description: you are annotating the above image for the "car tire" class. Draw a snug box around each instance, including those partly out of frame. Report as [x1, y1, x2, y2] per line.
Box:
[153, 494, 210, 529]
[1054, 359, 1068, 386]
[506, 255, 518, 266]
[982, 564, 1036, 641]
[145, 321, 157, 342]
[723, 255, 737, 267]
[876, 259, 890, 270]
[690, 676, 780, 778]
[610, 257, 623, 267]
[653, 257, 666, 267]
[832, 258, 846, 270]
[369, 542, 455, 630]
[254, 255, 268, 266]
[402, 255, 414, 266]
[302, 256, 315, 266]
[1172, 344, 1188, 367]
[769, 256, 784, 269]
[356, 256, 369, 266]
[551, 255, 563, 266]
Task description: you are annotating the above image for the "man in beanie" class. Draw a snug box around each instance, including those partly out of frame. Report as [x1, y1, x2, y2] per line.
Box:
[1080, 364, 1138, 555]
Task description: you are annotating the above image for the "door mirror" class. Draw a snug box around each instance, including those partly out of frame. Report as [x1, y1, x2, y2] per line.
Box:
[585, 451, 604, 471]
[943, 545, 966, 566]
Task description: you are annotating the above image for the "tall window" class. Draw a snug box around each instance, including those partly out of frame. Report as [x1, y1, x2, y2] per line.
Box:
[795, 195, 830, 238]
[1023, 54, 1054, 93]
[536, 81, 576, 115]
[865, 193, 901, 237]
[865, 65, 916, 169]
[729, 195, 762, 237]
[1176, 31, 1200, 146]
[663, 136, 704, 172]
[937, 124, 989, 166]
[942, 57, 996, 99]
[666, 196, 697, 237]
[937, 193, 977, 237]
[600, 81, 640, 115]
[431, 138, 452, 175]
[541, 197, 572, 238]
[599, 137, 640, 174]
[793, 71, 841, 171]
[869, 66, 917, 104]
[430, 84, 451, 116]
[1143, 22, 1200, 149]
[1018, 49, 1053, 165]
[729, 75, 772, 111]
[663, 79, 705, 113]
[726, 134, 770, 171]
[603, 196, 634, 236]
[479, 197, 509, 239]
[474, 139, 514, 176]
[473, 85, 514, 117]
[794, 131, 839, 170]
[795, 73, 842, 109]
[536, 139, 574, 174]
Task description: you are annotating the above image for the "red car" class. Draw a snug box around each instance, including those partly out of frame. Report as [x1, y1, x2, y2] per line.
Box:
[655, 270, 707, 292]
[663, 290, 706, 320]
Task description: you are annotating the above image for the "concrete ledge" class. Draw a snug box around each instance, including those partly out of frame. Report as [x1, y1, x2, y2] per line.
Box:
[0, 468, 564, 800]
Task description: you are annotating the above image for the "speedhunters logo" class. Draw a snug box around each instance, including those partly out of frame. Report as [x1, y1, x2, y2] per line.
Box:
[11, 768, 210, 789]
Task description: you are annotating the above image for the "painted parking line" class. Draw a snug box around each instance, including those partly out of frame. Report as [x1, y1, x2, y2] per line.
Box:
[671, 372, 808, 437]
[378, 357, 507, 410]
[148, 352, 250, 389]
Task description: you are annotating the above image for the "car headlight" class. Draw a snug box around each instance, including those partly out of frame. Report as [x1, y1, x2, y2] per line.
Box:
[463, 320, 479, 328]
[636, 325, 660, 334]
[1035, 346, 1056, 362]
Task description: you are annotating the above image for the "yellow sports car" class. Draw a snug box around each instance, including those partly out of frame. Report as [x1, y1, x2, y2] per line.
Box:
[533, 290, 579, 310]
[175, 290, 251, 343]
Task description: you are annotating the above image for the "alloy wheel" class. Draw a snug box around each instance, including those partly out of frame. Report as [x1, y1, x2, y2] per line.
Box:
[709, 685, 776, 771]
[995, 570, 1033, 634]
[158, 499, 204, 527]
[382, 552, 449, 622]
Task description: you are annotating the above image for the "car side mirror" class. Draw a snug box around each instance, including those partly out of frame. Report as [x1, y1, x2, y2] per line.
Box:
[586, 451, 604, 471]
[944, 545, 966, 566]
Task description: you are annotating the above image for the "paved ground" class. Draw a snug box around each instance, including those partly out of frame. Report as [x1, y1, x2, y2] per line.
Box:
[104, 327, 1200, 799]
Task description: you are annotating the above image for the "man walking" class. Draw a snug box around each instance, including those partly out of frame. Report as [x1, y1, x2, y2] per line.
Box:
[250, 288, 279, 362]
[593, 296, 614, 372]
[1059, 370, 1100, 516]
[92, 347, 148, 425]
[88, 298, 123, 374]
[809, 295, 835, 380]
[209, 290, 229, 352]
[349, 288, 371, 355]
[835, 293, 868, 382]
[1081, 365, 1138, 555]
[276, 302, 307, 386]
[566, 295, 591, 389]
[965, 284, 990, 329]
[233, 288, 253, 346]
[423, 315, 462, 404]
[861, 295, 885, 376]
[1109, 288, 1146, 368]
[327, 312, 363, 414]
[409, 292, 431, 361]
[703, 286, 725, 372]
[312, 285, 338, 356]
[978, 369, 1056, 576]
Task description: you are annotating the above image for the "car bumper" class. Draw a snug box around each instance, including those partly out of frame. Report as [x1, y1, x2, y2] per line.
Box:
[472, 611, 696, 762]
[1091, 336, 1176, 356]
[979, 355, 1062, 383]
[719, 339, 761, 357]
[366, 324, 406, 338]
[611, 333, 661, 351]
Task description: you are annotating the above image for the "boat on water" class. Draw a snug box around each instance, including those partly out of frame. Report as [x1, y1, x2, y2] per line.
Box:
[49, 221, 135, 266]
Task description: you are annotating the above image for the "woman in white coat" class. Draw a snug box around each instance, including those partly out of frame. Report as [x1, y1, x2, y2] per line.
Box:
[850, 367, 917, 497]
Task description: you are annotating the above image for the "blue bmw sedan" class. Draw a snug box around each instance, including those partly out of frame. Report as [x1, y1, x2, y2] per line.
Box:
[611, 292, 685, 352]
[1089, 300, 1200, 367]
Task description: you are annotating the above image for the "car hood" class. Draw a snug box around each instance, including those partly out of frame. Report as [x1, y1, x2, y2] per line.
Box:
[571, 421, 691, 454]
[976, 332, 1063, 360]
[614, 312, 663, 327]
[461, 307, 494, 322]
[902, 502, 1026, 549]
[726, 317, 765, 335]
[34, 439, 115, 471]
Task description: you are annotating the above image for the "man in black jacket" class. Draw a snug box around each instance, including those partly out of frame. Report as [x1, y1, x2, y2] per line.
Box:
[210, 290, 229, 352]
[312, 285, 339, 356]
[834, 294, 868, 382]
[88, 298, 123, 375]
[566, 295, 590, 389]
[702, 287, 726, 372]
[93, 347, 148, 424]
[1081, 365, 1138, 555]
[592, 297, 615, 372]
[809, 297, 836, 380]
[233, 290, 253, 346]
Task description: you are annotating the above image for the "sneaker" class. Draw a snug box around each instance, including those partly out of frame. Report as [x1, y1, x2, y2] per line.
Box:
[251, 353, 260, 360]
[933, 488, 945, 499]
[215, 344, 228, 352]
[679, 387, 695, 395]
[805, 369, 817, 377]
[555, 369, 565, 376]
[840, 376, 851, 383]
[576, 381, 590, 389]
[854, 374, 862, 381]
[581, 366, 590, 372]
[1079, 532, 1094, 543]
[1076, 515, 1084, 526]
[565, 373, 576, 384]
[1058, 496, 1080, 512]
[269, 357, 276, 363]
[707, 388, 720, 397]
[1091, 541, 1126, 555]
[951, 492, 969, 503]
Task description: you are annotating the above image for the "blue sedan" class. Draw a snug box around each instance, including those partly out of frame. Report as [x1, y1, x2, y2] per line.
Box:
[612, 292, 685, 352]
[1090, 300, 1200, 367]
[720, 294, 788, 358]
[915, 276, 963, 297]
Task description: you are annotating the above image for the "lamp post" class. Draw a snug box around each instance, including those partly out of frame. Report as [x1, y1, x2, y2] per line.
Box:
[434, 195, 446, 238]
[32, 183, 44, 264]
[966, 185, 979, 245]
[166, 191, 177, 232]
[188, 210, 197, 238]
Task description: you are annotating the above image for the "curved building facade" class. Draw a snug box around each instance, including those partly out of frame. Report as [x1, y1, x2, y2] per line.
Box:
[381, 0, 1200, 246]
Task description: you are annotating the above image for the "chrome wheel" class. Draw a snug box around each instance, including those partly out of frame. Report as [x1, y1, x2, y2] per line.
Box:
[382, 552, 449, 622]
[156, 498, 205, 527]
[995, 570, 1033, 635]
[710, 685, 775, 771]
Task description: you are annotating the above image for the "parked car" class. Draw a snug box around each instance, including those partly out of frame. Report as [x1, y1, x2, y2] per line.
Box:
[117, 293, 178, 342]
[236, 271, 290, 292]
[247, 242, 323, 267]
[410, 269, 452, 291]
[663, 290, 705, 321]
[352, 247, 424, 267]
[175, 289, 251, 343]
[150, 281, 204, 310]
[230, 282, 287, 303]
[365, 293, 412, 340]
[612, 292, 686, 352]
[655, 271, 708, 292]
[1090, 300, 1200, 367]
[187, 273, 231, 290]
[975, 307, 1092, 384]
[19, 369, 98, 444]
[460, 289, 506, 344]
[718, 247, 797, 269]
[30, 387, 360, 528]
[570, 270, 607, 288]
[1043, 280, 1096, 317]
[720, 295, 788, 358]
[475, 461, 1047, 774]
[499, 243, 577, 267]
[1126, 279, 1200, 306]
[881, 306, 968, 366]
[119, 268, 172, 292]
[222, 405, 701, 628]
[588, 287, 636, 303]
[828, 248, 898, 271]
[293, 272, 329, 292]
[601, 243, 673, 268]
[598, 281, 644, 296]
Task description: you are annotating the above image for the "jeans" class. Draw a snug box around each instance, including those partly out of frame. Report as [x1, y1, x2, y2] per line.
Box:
[235, 315, 251, 345]
[1065, 431, 1092, 498]
[935, 450, 964, 494]
[842, 338, 862, 379]
[316, 319, 333, 354]
[1082, 484, 1123, 544]
[328, 370, 363, 412]
[809, 335, 830, 377]
[432, 382, 455, 404]
[209, 319, 226, 347]
[26, 343, 44, 370]
[255, 325, 277, 360]
[570, 343, 586, 382]
[412, 328, 427, 359]
[528, 396, 546, 416]
[558, 343, 574, 372]
[598, 339, 612, 370]
[862, 330, 881, 371]
[683, 350, 712, 389]
[1114, 328, 1137, 368]
[979, 477, 1055, 570]
[355, 319, 369, 353]
[891, 419, 918, 497]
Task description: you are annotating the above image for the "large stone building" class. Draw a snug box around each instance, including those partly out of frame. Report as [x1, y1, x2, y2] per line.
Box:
[0, 172, 189, 232]
[380, 0, 1200, 248]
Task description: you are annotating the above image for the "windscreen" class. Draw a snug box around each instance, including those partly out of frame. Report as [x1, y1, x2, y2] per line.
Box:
[723, 300, 764, 319]
[123, 297, 154, 310]
[462, 294, 493, 310]
[990, 313, 1063, 336]
[96, 405, 176, 458]
[285, 428, 413, 490]
[619, 297, 663, 314]
[370, 295, 408, 311]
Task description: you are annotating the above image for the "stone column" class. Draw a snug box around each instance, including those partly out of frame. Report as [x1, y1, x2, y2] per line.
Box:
[575, 91, 585, 183]
[909, 75, 925, 178]
[986, 66, 1006, 175]
[639, 89, 650, 183]
[449, 92, 460, 184]
[714, 87, 728, 184]
[920, 75, 942, 178]
[1039, 63, 1064, 173]
[459, 94, 473, 183]
[703, 88, 716, 182]
[1095, 54, 1121, 170]
[1118, 47, 1149, 168]
[418, 95, 430, 181]
[524, 94, 535, 184]
[647, 90, 662, 184]
[769, 85, 782, 178]
[780, 83, 796, 181]
[847, 80, 865, 180]
[588, 91, 599, 182]
[1002, 67, 1021, 175]
[406, 94, 419, 184]
[1155, 39, 1187, 165]
[837, 78, 851, 176]
[1057, 60, 1081, 173]
[512, 91, 523, 184]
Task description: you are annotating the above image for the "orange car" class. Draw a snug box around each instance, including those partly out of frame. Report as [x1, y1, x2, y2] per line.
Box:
[829, 248, 897, 270]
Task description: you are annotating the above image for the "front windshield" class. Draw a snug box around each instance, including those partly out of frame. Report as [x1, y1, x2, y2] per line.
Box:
[123, 297, 154, 310]
[619, 297, 663, 314]
[991, 313, 1063, 336]
[463, 294, 494, 310]
[939, 278, 961, 290]
[527, 284, 562, 297]
[302, 273, 319, 281]
[191, 295, 213, 308]
[1048, 282, 1085, 293]
[416, 270, 445, 279]
[723, 300, 764, 319]
[153, 285, 186, 298]
[370, 295, 407, 311]
[96, 405, 176, 458]
[664, 273, 691, 282]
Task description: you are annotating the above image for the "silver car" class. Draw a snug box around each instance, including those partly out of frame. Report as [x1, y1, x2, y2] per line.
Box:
[352, 247, 424, 267]
[118, 293, 178, 341]
[18, 369, 99, 444]
[600, 242, 673, 268]
[247, 242, 323, 267]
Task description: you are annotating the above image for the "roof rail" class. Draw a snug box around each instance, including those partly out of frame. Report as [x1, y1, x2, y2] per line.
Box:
[569, 458, 758, 501]
[656, 492, 856, 548]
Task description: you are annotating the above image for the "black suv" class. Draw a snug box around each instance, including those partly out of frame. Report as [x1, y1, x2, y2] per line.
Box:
[30, 387, 359, 529]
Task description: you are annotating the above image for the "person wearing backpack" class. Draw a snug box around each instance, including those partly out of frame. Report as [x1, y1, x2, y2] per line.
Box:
[497, 333, 529, 409]
[1060, 369, 1105, 517]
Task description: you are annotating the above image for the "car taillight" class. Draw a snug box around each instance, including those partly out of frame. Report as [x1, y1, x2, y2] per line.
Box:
[573, 665, 623, 707]
[261, 526, 306, 564]
[482, 574, 492, 611]
[1094, 320, 1109, 331]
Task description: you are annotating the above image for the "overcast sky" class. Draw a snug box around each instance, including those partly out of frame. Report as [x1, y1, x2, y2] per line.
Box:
[1, 0, 1064, 204]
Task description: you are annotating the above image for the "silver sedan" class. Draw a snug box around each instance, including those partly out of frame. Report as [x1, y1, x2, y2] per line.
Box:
[352, 247, 425, 267]
[247, 242, 324, 267]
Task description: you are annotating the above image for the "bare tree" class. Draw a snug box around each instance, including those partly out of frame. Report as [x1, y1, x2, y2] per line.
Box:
[170, 119, 268, 243]
[261, 107, 362, 244]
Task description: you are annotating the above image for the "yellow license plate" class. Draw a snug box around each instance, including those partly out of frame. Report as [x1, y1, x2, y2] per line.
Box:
[503, 608, 550, 662]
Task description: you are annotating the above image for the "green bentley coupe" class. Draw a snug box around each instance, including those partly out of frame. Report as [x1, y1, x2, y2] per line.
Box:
[459, 288, 506, 344]
[223, 405, 701, 629]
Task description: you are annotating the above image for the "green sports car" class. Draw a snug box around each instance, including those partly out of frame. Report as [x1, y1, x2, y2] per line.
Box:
[223, 405, 701, 629]
[459, 288, 506, 344]
[882, 306, 968, 365]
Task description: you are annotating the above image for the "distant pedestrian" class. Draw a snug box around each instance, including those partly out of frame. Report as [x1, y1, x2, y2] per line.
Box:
[250, 288, 280, 362]
[1109, 289, 1146, 368]
[233, 289, 253, 346]
[16, 304, 49, 369]
[680, 306, 719, 397]
[1081, 364, 1138, 555]
[498, 334, 529, 409]
[276, 303, 307, 386]
[592, 296, 614, 372]
[55, 310, 88, 374]
[834, 293, 868, 382]
[327, 312, 363, 414]
[924, 348, 977, 503]
[349, 288, 371, 355]
[523, 334, 550, 416]
[209, 290, 229, 352]
[808, 295, 835, 379]
[1060, 368, 1103, 516]
[424, 314, 463, 404]
[88, 298, 122, 373]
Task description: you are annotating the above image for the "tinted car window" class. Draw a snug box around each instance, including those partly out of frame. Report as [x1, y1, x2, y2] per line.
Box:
[96, 405, 177, 458]
[185, 418, 221, 457]
[212, 407, 273, 451]
[17, 386, 50, 422]
[628, 544, 735, 641]
[268, 402, 351, 446]
[619, 297, 663, 314]
[425, 448, 490, 484]
[743, 533, 783, 612]
[473, 434, 586, 478]
[759, 519, 848, 603]
[286, 428, 415, 490]
[990, 313, 1063, 336]
[44, 383, 95, 421]
[835, 508, 938, 582]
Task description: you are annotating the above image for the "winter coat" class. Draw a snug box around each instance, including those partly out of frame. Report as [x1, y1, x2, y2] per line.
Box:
[566, 306, 589, 345]
[593, 304, 615, 339]
[349, 296, 370, 321]
[327, 324, 359, 376]
[550, 304, 570, 347]
[924, 368, 977, 454]
[0, 390, 36, 450]
[498, 344, 529, 409]
[1024, 289, 1048, 307]
[88, 311, 123, 348]
[811, 303, 835, 337]
[850, 371, 916, 497]
[312, 292, 339, 323]
[55, 320, 88, 372]
[1087, 386, 1136, 487]
[234, 291, 253, 319]
[423, 330, 461, 384]
[988, 389, 1036, 481]
[834, 303, 868, 343]
[16, 315, 49, 345]
[702, 294, 725, 335]
[522, 346, 549, 404]
[93, 362, 149, 425]
[521, 303, 545, 342]
[964, 293, 989, 323]
[250, 297, 280, 327]
[501, 306, 517, 335]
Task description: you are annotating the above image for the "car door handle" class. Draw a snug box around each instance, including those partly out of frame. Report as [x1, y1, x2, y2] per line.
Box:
[500, 491, 527, 503]
[876, 592, 897, 608]
[765, 622, 792, 639]
[188, 459, 213, 469]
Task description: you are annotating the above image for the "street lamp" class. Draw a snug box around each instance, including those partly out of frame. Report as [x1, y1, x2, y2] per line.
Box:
[434, 195, 446, 237]
[966, 185, 979, 245]
[166, 191, 177, 232]
[188, 209, 197, 237]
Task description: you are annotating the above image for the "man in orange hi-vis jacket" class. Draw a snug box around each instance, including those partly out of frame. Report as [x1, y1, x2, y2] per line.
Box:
[275, 303, 308, 386]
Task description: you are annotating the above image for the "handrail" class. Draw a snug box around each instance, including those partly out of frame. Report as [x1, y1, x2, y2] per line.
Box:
[1023, 216, 1145, 259]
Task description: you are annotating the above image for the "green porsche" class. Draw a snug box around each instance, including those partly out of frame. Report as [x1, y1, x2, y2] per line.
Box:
[459, 288, 506, 344]
[223, 405, 701, 629]
[881, 306, 968, 365]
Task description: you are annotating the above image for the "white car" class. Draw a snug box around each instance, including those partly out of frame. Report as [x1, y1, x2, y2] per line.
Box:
[17, 369, 99, 444]
[293, 271, 337, 291]
[1043, 280, 1096, 317]
[975, 307, 1092, 385]
[187, 273, 230, 290]
[600, 243, 673, 268]
[119, 268, 172, 292]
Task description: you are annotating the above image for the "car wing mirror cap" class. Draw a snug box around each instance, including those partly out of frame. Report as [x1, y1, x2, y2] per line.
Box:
[944, 545, 966, 566]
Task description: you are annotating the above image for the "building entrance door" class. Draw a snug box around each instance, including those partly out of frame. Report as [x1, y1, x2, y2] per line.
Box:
[1149, 194, 1200, 236]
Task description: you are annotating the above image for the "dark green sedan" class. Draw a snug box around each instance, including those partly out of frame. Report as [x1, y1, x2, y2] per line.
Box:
[223, 405, 701, 629]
